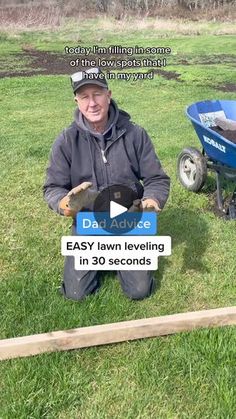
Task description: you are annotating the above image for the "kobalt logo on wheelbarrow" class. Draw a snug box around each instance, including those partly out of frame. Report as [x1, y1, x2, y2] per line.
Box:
[203, 135, 226, 153]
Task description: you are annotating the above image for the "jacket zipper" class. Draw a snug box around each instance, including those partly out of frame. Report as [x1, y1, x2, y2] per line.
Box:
[101, 129, 126, 165]
[101, 149, 107, 163]
[90, 129, 126, 188]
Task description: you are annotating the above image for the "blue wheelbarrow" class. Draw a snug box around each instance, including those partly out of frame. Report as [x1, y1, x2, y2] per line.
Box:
[177, 100, 236, 220]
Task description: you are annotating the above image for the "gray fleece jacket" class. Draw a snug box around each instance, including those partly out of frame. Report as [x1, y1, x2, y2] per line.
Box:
[43, 99, 170, 213]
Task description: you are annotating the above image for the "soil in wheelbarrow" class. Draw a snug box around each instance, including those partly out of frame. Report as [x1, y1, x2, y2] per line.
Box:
[211, 126, 236, 144]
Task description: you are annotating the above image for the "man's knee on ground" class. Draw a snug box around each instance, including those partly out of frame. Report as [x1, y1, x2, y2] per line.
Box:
[60, 283, 93, 301]
[123, 280, 154, 300]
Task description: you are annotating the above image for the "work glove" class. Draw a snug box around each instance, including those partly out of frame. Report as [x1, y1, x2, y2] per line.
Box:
[141, 198, 161, 212]
[128, 199, 142, 212]
[59, 182, 99, 217]
[128, 198, 161, 212]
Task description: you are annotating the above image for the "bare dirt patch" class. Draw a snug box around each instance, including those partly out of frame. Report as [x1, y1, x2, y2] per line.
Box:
[178, 54, 236, 66]
[2, 49, 235, 84]
[152, 68, 182, 81]
[0, 48, 72, 78]
[0, 48, 181, 81]
[216, 83, 236, 92]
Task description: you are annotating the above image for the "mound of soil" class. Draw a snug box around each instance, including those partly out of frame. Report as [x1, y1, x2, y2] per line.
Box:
[211, 126, 236, 144]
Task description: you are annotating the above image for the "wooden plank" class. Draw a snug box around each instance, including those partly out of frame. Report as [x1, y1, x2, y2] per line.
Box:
[0, 306, 235, 361]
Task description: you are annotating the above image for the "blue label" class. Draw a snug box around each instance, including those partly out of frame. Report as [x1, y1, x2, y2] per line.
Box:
[76, 212, 157, 235]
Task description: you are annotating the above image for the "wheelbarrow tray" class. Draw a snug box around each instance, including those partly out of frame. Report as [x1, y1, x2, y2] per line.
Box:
[186, 100, 236, 169]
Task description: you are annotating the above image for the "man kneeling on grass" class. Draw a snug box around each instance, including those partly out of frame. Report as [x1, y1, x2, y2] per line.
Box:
[43, 67, 170, 301]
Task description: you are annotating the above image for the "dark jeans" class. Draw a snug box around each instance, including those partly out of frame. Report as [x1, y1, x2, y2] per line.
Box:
[61, 223, 155, 301]
[61, 255, 154, 301]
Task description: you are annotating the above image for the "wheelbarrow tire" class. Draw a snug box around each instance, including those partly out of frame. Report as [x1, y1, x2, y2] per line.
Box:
[177, 147, 207, 192]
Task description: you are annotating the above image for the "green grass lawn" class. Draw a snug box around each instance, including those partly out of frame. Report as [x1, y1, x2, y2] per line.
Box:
[0, 17, 236, 419]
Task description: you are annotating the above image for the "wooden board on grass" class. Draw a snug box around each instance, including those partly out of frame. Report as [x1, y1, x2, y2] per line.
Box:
[0, 306, 235, 361]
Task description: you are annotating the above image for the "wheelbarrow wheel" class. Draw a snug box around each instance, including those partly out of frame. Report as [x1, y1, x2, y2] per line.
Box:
[177, 147, 207, 192]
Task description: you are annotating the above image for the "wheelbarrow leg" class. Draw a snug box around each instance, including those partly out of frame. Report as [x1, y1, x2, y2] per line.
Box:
[215, 172, 225, 212]
[227, 187, 236, 220]
[216, 173, 236, 220]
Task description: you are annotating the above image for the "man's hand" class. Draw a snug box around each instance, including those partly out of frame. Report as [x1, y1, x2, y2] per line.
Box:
[59, 182, 98, 217]
[141, 198, 161, 213]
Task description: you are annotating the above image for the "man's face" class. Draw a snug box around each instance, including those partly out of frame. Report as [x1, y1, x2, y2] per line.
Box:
[75, 84, 111, 125]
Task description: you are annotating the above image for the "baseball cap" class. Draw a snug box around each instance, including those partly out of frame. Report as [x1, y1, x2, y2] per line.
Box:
[70, 68, 108, 93]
